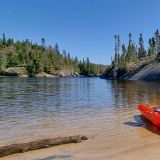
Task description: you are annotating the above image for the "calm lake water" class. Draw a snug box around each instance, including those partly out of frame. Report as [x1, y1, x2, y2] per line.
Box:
[1, 77, 160, 159]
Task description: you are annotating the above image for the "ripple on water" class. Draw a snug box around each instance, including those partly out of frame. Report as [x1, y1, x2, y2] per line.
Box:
[0, 78, 160, 159]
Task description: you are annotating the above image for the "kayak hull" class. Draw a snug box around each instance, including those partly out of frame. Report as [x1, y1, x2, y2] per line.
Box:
[138, 104, 160, 126]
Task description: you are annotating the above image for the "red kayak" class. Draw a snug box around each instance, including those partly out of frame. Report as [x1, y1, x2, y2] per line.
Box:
[138, 104, 160, 126]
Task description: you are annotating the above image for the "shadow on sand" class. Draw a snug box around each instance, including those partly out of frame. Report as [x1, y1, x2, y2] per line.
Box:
[36, 154, 73, 160]
[124, 115, 160, 135]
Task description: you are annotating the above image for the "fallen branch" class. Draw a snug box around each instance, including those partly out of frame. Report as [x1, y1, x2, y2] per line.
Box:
[0, 135, 88, 157]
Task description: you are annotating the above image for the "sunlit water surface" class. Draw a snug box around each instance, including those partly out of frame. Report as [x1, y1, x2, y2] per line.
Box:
[1, 78, 160, 159]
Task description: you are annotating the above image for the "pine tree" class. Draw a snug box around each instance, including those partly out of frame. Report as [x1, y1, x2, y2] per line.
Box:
[132, 42, 138, 59]
[54, 43, 60, 55]
[86, 57, 90, 74]
[138, 33, 146, 58]
[121, 44, 127, 66]
[63, 50, 67, 68]
[114, 35, 118, 69]
[74, 56, 78, 64]
[1, 33, 6, 47]
[2, 33, 6, 43]
[41, 38, 45, 48]
[127, 33, 132, 61]
[7, 38, 14, 46]
[117, 35, 121, 63]
[154, 29, 160, 54]
[148, 38, 156, 58]
[127, 33, 137, 61]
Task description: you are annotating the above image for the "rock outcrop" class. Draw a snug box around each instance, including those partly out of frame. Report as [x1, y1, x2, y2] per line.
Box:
[0, 67, 79, 78]
[55, 69, 79, 77]
[129, 61, 160, 80]
[0, 67, 28, 77]
[34, 72, 58, 78]
[102, 59, 160, 81]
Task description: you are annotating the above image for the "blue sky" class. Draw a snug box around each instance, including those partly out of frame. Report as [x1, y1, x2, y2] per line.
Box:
[0, 0, 160, 64]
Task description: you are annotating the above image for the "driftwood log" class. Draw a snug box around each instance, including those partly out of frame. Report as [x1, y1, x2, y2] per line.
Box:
[0, 135, 88, 157]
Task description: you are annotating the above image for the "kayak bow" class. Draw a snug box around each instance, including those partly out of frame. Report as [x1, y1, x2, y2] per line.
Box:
[138, 104, 160, 126]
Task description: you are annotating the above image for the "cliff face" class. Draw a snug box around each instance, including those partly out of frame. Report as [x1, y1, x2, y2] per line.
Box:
[128, 61, 160, 80]
[102, 59, 160, 81]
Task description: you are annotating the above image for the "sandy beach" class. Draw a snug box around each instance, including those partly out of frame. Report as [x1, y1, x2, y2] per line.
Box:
[1, 139, 160, 160]
[1, 124, 160, 160]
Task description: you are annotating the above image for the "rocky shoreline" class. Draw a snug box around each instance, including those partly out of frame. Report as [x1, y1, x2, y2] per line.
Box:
[101, 59, 160, 81]
[0, 67, 101, 78]
[0, 67, 80, 78]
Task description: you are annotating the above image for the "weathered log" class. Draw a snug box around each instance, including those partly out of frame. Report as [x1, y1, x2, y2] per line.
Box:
[0, 135, 88, 157]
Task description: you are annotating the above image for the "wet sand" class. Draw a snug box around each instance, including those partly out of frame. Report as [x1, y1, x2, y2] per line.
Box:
[107, 142, 160, 160]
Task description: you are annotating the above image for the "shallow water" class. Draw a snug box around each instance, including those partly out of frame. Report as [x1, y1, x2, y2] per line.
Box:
[1, 78, 160, 159]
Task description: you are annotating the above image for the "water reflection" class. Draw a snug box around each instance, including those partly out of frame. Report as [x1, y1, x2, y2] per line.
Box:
[1, 78, 160, 152]
[111, 81, 160, 108]
[0, 77, 111, 145]
[111, 81, 160, 135]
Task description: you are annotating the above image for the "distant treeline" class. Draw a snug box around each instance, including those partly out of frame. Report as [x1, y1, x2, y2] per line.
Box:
[0, 34, 105, 77]
[105, 29, 160, 79]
